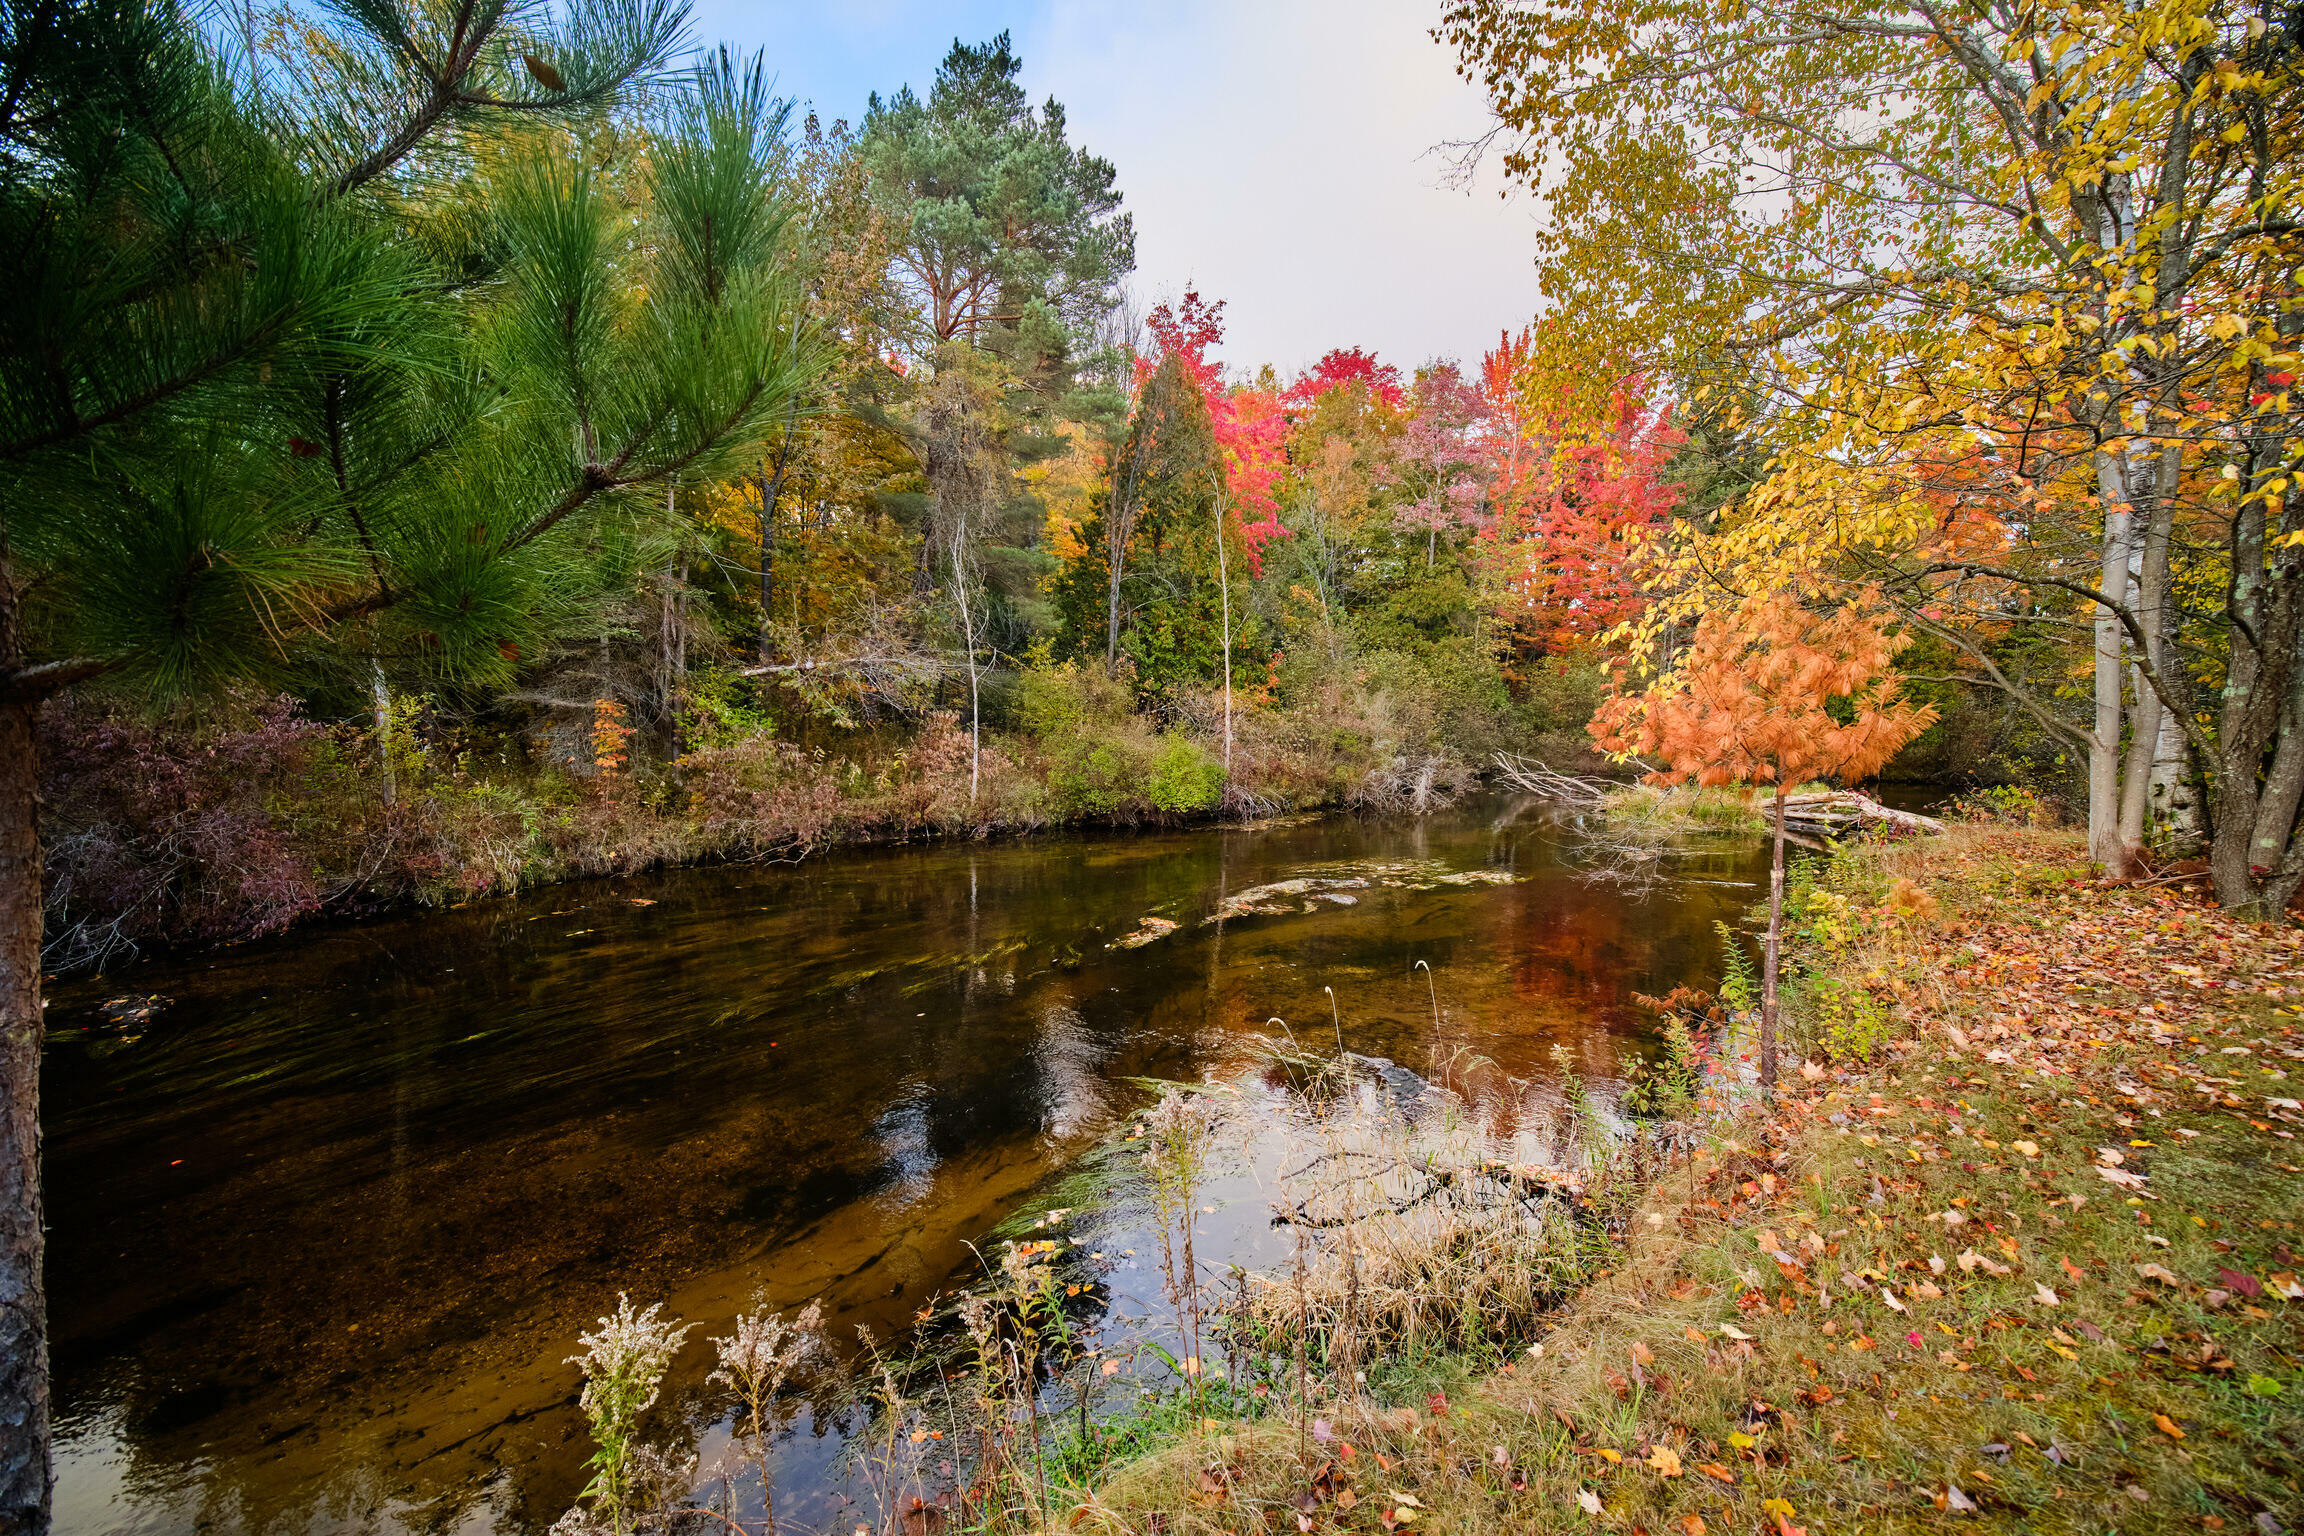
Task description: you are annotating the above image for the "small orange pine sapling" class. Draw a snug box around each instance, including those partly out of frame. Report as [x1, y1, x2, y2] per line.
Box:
[1589, 590, 1937, 1087]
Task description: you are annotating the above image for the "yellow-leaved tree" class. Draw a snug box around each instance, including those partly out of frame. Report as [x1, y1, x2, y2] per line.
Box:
[1591, 593, 1938, 1087]
[1443, 0, 2304, 911]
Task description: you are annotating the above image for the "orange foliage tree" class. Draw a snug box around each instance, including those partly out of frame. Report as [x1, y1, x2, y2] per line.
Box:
[1589, 593, 1937, 1087]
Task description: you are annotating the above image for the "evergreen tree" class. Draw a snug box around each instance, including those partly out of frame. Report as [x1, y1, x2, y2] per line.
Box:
[861, 32, 1134, 355]
[0, 5, 821, 1529]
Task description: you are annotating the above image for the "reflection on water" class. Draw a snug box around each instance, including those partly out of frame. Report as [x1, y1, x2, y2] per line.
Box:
[46, 797, 1764, 1536]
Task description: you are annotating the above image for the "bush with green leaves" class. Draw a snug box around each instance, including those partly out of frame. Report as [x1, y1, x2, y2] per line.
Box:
[1146, 736, 1223, 812]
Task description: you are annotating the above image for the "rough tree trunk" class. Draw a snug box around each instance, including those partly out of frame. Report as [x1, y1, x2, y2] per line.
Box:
[2148, 707, 2202, 854]
[1759, 779, 1786, 1090]
[0, 584, 51, 1536]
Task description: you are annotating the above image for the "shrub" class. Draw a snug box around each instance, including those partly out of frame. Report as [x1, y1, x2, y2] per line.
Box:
[40, 693, 339, 968]
[1146, 736, 1223, 813]
[1950, 782, 2048, 826]
[681, 737, 847, 856]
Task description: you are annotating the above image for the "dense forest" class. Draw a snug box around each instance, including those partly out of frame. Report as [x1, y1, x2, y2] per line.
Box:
[4, 21, 1792, 971]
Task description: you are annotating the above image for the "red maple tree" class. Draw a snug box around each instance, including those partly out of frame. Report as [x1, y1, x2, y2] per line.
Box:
[1495, 372, 1684, 652]
[1283, 347, 1405, 410]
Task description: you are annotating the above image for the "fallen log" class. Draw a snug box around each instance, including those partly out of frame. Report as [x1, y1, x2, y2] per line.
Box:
[1764, 790, 1943, 839]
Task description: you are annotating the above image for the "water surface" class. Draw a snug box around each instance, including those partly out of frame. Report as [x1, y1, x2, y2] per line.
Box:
[47, 797, 1763, 1536]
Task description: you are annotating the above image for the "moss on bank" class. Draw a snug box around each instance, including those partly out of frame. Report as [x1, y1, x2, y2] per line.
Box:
[1075, 825, 2304, 1534]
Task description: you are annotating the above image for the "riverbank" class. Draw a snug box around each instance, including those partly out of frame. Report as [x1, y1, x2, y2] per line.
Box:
[1079, 822, 2304, 1533]
[37, 671, 1613, 974]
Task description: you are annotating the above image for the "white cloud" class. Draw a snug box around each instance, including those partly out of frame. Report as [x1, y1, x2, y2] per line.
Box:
[1027, 0, 1543, 378]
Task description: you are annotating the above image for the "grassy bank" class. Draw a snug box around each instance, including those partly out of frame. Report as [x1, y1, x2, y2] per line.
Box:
[1076, 824, 2304, 1534]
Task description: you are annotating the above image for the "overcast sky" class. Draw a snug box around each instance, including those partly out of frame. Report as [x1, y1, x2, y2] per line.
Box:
[683, 0, 1544, 379]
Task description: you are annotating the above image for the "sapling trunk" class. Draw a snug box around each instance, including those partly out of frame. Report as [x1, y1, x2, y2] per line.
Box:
[1760, 779, 1787, 1089]
[1214, 492, 1233, 785]
[371, 662, 396, 810]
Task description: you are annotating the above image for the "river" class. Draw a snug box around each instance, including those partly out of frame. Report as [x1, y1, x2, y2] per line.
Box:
[45, 795, 1767, 1536]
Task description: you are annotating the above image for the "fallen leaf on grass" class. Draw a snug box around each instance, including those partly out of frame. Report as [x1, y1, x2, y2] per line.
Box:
[2218, 1267, 2266, 1299]
[2136, 1262, 2180, 1286]
[1880, 1288, 1908, 1313]
[1695, 1462, 1737, 1485]
[1577, 1489, 1603, 1515]
[1936, 1485, 1979, 1513]
[1719, 1323, 1756, 1340]
[1644, 1445, 1684, 1476]
[2033, 1283, 2060, 1307]
[2153, 1414, 2186, 1439]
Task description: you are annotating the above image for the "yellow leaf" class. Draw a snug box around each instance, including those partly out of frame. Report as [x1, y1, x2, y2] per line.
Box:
[2153, 1414, 2185, 1439]
[1645, 1445, 1684, 1477]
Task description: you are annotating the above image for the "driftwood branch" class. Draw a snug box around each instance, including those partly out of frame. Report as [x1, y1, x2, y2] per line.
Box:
[1491, 753, 1612, 804]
